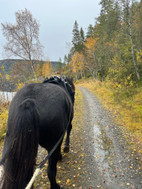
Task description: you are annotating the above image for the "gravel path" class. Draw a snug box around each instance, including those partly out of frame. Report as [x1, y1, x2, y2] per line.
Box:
[79, 87, 142, 189]
[1, 87, 141, 189]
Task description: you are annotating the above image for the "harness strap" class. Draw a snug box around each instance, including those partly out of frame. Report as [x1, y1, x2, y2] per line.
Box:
[25, 132, 65, 189]
[25, 76, 74, 189]
[39, 132, 65, 169]
[43, 76, 75, 104]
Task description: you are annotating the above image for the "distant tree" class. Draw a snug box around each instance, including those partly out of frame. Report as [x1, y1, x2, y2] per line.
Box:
[42, 61, 53, 78]
[72, 52, 85, 79]
[1, 9, 43, 79]
[56, 57, 62, 71]
[36, 63, 43, 77]
[97, 0, 121, 39]
[80, 27, 85, 52]
[72, 21, 80, 52]
[10, 61, 30, 82]
[0, 65, 6, 90]
[80, 27, 85, 44]
[86, 24, 94, 38]
[84, 37, 101, 78]
[72, 21, 85, 54]
[63, 55, 68, 64]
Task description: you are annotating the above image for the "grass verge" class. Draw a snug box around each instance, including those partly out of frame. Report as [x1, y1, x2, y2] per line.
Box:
[0, 102, 8, 155]
[77, 79, 142, 159]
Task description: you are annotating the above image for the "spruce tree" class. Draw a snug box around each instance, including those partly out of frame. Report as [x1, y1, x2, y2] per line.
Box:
[97, 0, 121, 39]
[63, 55, 68, 64]
[72, 21, 80, 52]
[86, 24, 94, 38]
[72, 21, 85, 53]
[80, 27, 85, 52]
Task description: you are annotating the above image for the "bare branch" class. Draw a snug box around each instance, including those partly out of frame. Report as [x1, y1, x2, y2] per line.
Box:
[1, 9, 44, 78]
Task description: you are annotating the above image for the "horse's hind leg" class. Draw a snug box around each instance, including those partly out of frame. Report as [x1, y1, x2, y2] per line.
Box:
[64, 123, 72, 153]
[47, 147, 61, 189]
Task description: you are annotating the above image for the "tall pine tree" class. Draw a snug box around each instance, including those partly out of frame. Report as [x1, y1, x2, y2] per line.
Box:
[97, 0, 121, 39]
[72, 21, 80, 52]
[86, 24, 94, 38]
[72, 21, 85, 53]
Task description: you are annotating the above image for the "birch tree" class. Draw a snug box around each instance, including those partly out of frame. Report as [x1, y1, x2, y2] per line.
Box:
[1, 9, 43, 78]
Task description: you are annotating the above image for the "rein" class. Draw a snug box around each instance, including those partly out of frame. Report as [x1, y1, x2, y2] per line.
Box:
[25, 76, 74, 189]
[25, 132, 65, 189]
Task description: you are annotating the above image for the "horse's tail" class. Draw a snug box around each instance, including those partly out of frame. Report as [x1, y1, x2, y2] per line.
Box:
[1, 99, 39, 189]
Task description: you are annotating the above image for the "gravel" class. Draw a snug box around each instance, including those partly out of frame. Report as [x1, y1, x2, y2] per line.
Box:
[1, 86, 141, 189]
[79, 87, 142, 189]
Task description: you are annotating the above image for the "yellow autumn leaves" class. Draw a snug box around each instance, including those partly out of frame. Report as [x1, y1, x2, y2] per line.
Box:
[78, 79, 142, 157]
[71, 37, 98, 79]
[136, 50, 142, 64]
[0, 105, 8, 148]
[41, 61, 53, 78]
[36, 61, 54, 78]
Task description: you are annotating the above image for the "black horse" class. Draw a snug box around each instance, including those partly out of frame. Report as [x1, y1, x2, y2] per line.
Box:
[0, 76, 75, 189]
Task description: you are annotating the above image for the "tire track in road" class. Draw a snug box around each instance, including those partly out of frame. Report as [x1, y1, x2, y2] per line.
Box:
[80, 87, 142, 189]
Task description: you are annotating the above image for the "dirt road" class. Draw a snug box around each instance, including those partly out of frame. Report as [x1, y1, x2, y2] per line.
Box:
[0, 87, 141, 188]
[35, 87, 141, 188]
[79, 87, 142, 189]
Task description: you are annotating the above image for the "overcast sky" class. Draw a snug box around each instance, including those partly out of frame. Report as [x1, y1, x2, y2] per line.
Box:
[0, 0, 101, 61]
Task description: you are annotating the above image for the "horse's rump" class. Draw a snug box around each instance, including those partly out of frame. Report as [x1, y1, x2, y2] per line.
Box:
[0, 76, 75, 189]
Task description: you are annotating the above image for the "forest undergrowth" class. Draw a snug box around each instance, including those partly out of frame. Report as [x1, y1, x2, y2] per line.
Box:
[0, 101, 8, 154]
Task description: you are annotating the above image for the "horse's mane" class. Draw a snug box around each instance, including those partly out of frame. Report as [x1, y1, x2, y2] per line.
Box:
[43, 76, 75, 103]
[43, 76, 69, 87]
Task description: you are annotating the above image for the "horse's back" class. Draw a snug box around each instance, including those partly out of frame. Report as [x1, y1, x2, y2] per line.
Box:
[9, 82, 73, 150]
[10, 82, 72, 113]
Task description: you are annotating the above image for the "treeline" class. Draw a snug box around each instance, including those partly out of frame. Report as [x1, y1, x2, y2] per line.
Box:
[63, 0, 142, 84]
[0, 60, 62, 91]
[0, 9, 65, 91]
